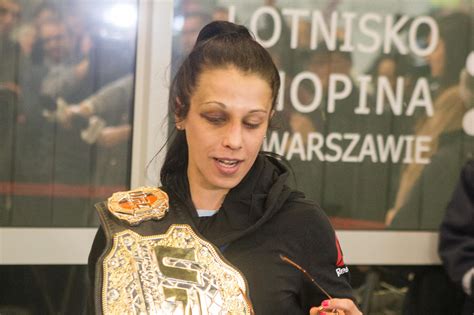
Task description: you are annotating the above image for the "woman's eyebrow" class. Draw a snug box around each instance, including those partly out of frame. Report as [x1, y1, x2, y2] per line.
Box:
[201, 101, 269, 114]
[248, 109, 268, 114]
[200, 101, 227, 108]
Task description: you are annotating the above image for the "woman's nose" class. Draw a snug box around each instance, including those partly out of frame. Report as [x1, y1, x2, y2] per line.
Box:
[222, 122, 243, 150]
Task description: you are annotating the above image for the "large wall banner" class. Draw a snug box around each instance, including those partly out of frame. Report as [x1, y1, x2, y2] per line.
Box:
[172, 0, 474, 231]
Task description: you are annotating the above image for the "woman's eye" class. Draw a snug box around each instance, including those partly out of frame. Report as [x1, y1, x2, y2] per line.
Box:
[244, 121, 261, 129]
[202, 114, 226, 124]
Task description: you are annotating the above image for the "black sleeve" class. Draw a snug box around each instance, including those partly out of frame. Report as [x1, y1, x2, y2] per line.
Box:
[87, 226, 106, 313]
[297, 201, 354, 310]
[439, 159, 474, 286]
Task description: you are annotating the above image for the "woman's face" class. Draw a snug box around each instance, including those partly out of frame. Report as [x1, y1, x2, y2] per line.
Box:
[427, 37, 446, 78]
[179, 66, 273, 195]
[377, 58, 397, 88]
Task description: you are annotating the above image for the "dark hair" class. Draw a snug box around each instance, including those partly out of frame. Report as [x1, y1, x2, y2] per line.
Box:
[434, 11, 472, 89]
[366, 52, 411, 78]
[160, 21, 280, 195]
[33, 2, 60, 20]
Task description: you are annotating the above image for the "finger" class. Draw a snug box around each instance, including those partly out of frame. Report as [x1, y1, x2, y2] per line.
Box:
[320, 299, 361, 315]
[310, 309, 341, 315]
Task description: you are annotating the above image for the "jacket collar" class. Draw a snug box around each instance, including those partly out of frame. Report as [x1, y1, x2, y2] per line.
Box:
[207, 154, 293, 245]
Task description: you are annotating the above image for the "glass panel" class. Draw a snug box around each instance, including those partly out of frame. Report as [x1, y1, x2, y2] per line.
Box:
[0, 0, 138, 227]
[1, 0, 139, 312]
[171, 0, 474, 231]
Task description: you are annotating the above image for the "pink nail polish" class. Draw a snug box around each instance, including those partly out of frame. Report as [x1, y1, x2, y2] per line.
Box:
[322, 300, 330, 307]
[319, 312, 326, 315]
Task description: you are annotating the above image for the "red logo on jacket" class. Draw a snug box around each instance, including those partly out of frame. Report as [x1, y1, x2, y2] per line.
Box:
[335, 236, 345, 267]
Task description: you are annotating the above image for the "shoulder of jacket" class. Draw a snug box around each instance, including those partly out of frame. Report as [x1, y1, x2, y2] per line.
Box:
[281, 193, 325, 217]
[277, 196, 332, 233]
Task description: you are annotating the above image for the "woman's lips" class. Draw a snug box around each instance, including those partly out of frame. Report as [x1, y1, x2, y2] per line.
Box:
[213, 158, 242, 175]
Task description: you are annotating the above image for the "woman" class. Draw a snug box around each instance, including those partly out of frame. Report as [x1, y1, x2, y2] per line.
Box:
[387, 11, 473, 229]
[384, 11, 473, 315]
[439, 158, 474, 315]
[89, 21, 361, 315]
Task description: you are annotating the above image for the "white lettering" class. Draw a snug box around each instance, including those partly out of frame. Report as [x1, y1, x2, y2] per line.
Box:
[282, 8, 309, 49]
[355, 75, 372, 115]
[409, 16, 439, 57]
[264, 132, 433, 164]
[383, 15, 409, 54]
[336, 266, 349, 277]
[263, 131, 288, 155]
[277, 71, 286, 111]
[325, 133, 343, 162]
[403, 136, 415, 163]
[243, 8, 438, 56]
[415, 136, 431, 164]
[358, 134, 378, 162]
[358, 13, 382, 53]
[250, 6, 281, 48]
[291, 71, 323, 113]
[376, 76, 404, 115]
[285, 72, 433, 116]
[327, 74, 352, 113]
[310, 11, 338, 50]
[287, 132, 307, 160]
[340, 12, 356, 52]
[407, 78, 433, 117]
[377, 135, 404, 163]
[307, 132, 325, 161]
[342, 133, 360, 163]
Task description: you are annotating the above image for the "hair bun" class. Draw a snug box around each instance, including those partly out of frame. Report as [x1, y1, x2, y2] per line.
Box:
[195, 21, 252, 44]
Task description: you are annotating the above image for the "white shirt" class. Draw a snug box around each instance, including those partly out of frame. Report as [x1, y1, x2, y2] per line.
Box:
[196, 209, 218, 217]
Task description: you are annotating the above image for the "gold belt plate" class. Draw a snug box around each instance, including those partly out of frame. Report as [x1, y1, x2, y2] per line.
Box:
[102, 224, 254, 314]
[107, 187, 169, 225]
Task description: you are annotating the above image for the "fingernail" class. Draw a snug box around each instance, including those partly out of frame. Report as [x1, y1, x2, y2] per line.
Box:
[322, 300, 330, 307]
[319, 312, 326, 315]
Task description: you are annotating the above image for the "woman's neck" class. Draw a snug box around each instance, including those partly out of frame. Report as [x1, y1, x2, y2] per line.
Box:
[189, 184, 228, 210]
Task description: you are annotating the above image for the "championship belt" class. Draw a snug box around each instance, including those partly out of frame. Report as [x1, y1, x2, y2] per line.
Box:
[102, 225, 254, 314]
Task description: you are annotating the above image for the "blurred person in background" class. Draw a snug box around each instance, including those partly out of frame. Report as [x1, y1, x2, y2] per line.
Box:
[438, 39, 474, 315]
[0, 0, 21, 225]
[0, 0, 21, 91]
[35, 18, 90, 100]
[439, 158, 474, 315]
[12, 23, 36, 58]
[212, 6, 231, 22]
[58, 74, 134, 222]
[11, 1, 136, 226]
[177, 10, 211, 56]
[30, 1, 60, 65]
[386, 11, 473, 315]
[388, 11, 474, 230]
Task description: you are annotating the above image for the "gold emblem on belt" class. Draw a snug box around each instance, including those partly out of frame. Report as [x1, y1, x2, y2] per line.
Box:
[107, 187, 169, 225]
[102, 225, 254, 314]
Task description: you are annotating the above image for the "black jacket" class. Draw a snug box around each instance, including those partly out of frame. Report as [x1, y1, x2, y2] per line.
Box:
[88, 154, 353, 314]
[439, 159, 474, 313]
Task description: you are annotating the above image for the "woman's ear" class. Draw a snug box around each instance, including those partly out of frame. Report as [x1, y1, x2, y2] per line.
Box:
[175, 97, 187, 129]
[174, 114, 181, 125]
[175, 97, 183, 122]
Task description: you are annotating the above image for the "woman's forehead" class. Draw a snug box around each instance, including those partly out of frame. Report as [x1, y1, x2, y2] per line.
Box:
[191, 67, 273, 111]
[195, 67, 271, 94]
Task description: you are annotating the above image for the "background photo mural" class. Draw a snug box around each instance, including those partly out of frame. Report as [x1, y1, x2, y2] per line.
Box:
[169, 0, 473, 230]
